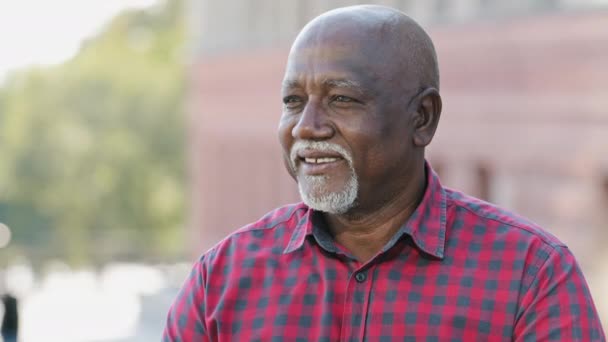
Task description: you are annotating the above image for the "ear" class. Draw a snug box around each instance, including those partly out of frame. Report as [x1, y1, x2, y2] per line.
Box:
[411, 87, 442, 147]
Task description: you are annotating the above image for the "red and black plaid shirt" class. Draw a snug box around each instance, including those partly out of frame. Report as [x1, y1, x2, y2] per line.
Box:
[164, 165, 605, 341]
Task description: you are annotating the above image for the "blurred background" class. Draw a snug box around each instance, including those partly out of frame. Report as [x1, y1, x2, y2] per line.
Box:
[0, 0, 606, 340]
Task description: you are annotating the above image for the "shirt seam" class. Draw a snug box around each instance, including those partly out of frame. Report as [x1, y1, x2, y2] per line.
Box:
[448, 199, 566, 249]
[197, 259, 209, 335]
[514, 243, 558, 324]
[204, 204, 308, 257]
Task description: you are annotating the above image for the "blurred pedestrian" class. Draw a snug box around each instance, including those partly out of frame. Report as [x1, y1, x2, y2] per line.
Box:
[1, 292, 18, 342]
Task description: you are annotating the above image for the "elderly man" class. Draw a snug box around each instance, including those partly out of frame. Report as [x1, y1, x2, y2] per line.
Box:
[164, 5, 605, 341]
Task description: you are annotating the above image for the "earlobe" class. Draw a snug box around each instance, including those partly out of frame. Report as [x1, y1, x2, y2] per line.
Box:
[412, 87, 442, 147]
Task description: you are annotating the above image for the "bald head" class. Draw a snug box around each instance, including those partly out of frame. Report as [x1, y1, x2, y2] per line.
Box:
[289, 5, 439, 92]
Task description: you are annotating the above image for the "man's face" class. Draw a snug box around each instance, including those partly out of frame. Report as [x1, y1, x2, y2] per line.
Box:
[278, 23, 418, 215]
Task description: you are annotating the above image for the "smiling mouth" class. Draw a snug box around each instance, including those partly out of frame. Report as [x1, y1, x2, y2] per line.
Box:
[303, 157, 341, 164]
[297, 156, 346, 176]
[289, 141, 353, 175]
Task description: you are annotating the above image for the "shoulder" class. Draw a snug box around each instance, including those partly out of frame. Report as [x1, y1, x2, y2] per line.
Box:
[444, 188, 577, 290]
[445, 187, 566, 250]
[199, 202, 309, 265]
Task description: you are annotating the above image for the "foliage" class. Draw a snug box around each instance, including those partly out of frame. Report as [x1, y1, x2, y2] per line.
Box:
[0, 0, 186, 266]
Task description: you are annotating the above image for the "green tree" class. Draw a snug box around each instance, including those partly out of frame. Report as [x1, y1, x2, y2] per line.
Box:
[0, 0, 186, 266]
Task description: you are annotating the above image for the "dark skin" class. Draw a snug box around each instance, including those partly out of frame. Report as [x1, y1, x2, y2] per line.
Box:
[278, 5, 442, 263]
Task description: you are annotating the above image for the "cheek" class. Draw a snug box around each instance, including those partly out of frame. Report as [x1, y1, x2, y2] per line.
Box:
[341, 131, 381, 174]
[343, 123, 405, 176]
[277, 116, 294, 150]
[277, 116, 297, 177]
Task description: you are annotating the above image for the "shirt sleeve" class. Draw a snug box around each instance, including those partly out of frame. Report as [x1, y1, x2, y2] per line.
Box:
[514, 245, 605, 341]
[162, 258, 209, 342]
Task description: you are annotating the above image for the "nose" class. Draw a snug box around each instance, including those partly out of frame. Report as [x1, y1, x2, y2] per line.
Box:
[291, 99, 334, 140]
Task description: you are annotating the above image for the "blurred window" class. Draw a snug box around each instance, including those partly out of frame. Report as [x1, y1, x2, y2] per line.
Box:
[430, 159, 445, 180]
[536, 0, 560, 10]
[398, 0, 412, 11]
[602, 175, 608, 203]
[476, 163, 492, 202]
[295, 1, 305, 31]
[435, 0, 449, 16]
[479, 0, 494, 10]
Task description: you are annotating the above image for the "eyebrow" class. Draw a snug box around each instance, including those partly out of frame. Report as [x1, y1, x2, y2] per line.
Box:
[281, 79, 300, 90]
[322, 79, 363, 91]
[281, 78, 365, 93]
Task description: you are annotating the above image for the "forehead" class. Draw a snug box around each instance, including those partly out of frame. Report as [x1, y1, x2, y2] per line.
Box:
[283, 42, 382, 93]
[283, 16, 402, 91]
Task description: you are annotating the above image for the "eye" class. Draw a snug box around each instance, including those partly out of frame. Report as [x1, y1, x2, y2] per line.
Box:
[333, 95, 354, 103]
[282, 95, 303, 108]
[330, 94, 363, 107]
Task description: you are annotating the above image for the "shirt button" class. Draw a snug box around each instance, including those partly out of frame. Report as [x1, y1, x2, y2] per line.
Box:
[355, 272, 367, 283]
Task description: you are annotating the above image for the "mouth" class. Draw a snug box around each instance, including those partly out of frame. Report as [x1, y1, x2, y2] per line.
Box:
[295, 150, 347, 175]
[302, 157, 341, 164]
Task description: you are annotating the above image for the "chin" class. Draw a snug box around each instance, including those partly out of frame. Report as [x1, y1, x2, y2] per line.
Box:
[298, 174, 359, 214]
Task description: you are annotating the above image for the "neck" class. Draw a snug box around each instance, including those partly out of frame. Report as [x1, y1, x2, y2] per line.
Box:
[324, 164, 427, 263]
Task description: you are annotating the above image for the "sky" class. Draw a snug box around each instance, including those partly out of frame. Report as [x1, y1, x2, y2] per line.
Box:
[0, 0, 158, 82]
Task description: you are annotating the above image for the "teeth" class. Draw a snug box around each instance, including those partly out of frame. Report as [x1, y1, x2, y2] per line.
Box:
[304, 157, 339, 164]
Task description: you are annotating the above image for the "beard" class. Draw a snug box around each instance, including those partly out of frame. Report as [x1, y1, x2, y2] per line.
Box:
[290, 141, 359, 214]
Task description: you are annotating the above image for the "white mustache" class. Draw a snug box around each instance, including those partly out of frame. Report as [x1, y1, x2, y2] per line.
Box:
[290, 141, 353, 168]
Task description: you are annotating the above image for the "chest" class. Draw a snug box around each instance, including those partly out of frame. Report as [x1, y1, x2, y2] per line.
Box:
[204, 250, 524, 341]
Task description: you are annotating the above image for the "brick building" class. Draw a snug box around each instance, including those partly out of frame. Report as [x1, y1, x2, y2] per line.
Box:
[186, 0, 608, 325]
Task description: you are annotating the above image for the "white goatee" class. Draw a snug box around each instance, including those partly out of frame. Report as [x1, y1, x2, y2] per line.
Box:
[290, 141, 358, 214]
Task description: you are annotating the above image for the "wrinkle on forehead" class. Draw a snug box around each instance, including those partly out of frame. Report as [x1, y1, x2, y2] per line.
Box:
[283, 39, 383, 95]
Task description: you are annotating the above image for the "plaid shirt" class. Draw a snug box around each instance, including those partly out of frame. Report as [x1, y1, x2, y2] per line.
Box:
[163, 166, 605, 341]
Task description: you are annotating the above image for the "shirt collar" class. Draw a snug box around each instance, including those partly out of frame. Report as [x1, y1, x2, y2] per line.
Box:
[393, 162, 447, 259]
[283, 210, 312, 254]
[284, 161, 447, 259]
